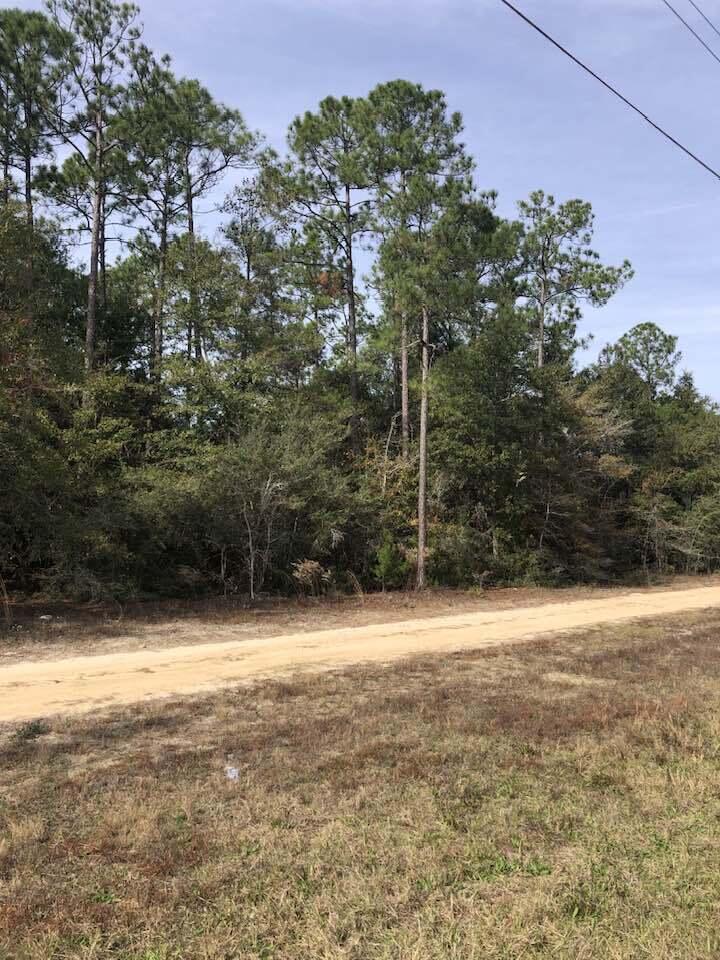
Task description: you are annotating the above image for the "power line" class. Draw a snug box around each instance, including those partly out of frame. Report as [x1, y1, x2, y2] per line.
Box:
[660, 0, 720, 67]
[686, 0, 720, 42]
[498, 0, 720, 183]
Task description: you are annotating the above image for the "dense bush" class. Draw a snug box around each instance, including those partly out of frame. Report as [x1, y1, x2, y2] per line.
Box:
[1, 4, 718, 600]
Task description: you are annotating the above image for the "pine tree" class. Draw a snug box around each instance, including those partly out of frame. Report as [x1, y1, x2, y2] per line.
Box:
[0, 9, 70, 227]
[44, 0, 142, 371]
[367, 80, 473, 587]
[171, 77, 256, 361]
[517, 191, 633, 369]
[117, 51, 188, 375]
[275, 95, 375, 446]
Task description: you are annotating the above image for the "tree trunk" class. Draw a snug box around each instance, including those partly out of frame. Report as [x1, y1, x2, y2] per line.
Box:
[1, 82, 10, 205]
[220, 546, 227, 597]
[99, 189, 107, 310]
[86, 183, 102, 372]
[243, 506, 255, 602]
[85, 112, 103, 373]
[400, 311, 410, 459]
[152, 210, 168, 378]
[0, 571, 11, 625]
[344, 182, 359, 447]
[184, 156, 201, 362]
[23, 153, 32, 227]
[398, 167, 411, 460]
[537, 277, 546, 368]
[23, 99, 33, 228]
[22, 104, 34, 308]
[416, 304, 430, 591]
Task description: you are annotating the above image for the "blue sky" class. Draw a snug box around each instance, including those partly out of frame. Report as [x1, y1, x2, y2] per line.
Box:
[19, 0, 720, 397]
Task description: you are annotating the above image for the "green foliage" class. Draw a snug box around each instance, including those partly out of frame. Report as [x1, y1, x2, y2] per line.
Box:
[0, 8, 70, 199]
[517, 190, 633, 367]
[372, 533, 409, 590]
[0, 10, 717, 600]
[12, 718, 50, 741]
[126, 401, 349, 598]
[600, 321, 681, 397]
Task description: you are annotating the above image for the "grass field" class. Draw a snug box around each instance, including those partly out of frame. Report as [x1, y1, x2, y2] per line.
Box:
[2, 610, 720, 959]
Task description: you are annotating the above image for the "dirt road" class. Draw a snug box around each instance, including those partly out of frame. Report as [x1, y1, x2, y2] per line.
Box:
[3, 584, 720, 724]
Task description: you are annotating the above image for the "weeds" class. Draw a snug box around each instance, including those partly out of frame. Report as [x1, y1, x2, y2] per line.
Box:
[11, 718, 50, 742]
[2, 610, 720, 958]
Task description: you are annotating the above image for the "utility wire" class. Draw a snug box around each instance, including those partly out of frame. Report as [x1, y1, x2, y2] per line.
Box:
[686, 0, 720, 42]
[498, 0, 720, 183]
[660, 0, 720, 67]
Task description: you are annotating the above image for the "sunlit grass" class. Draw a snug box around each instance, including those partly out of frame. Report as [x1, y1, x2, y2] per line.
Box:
[2, 611, 720, 958]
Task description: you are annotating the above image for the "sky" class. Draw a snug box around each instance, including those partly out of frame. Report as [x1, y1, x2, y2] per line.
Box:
[16, 0, 720, 397]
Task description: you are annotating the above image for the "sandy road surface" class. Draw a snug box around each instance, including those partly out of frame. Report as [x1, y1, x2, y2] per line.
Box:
[2, 584, 720, 724]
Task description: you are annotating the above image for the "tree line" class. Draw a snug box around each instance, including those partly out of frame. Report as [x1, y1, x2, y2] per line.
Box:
[2, 0, 719, 603]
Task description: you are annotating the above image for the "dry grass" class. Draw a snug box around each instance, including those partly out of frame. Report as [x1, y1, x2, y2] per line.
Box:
[2, 610, 720, 958]
[3, 575, 718, 664]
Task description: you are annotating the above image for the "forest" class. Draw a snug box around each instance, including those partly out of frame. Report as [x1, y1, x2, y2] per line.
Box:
[2, 0, 720, 604]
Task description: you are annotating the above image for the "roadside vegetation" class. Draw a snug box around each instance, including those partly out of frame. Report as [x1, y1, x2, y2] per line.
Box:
[2, 2, 720, 610]
[3, 610, 720, 958]
[1, 577, 716, 664]
[4, 4, 720, 958]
